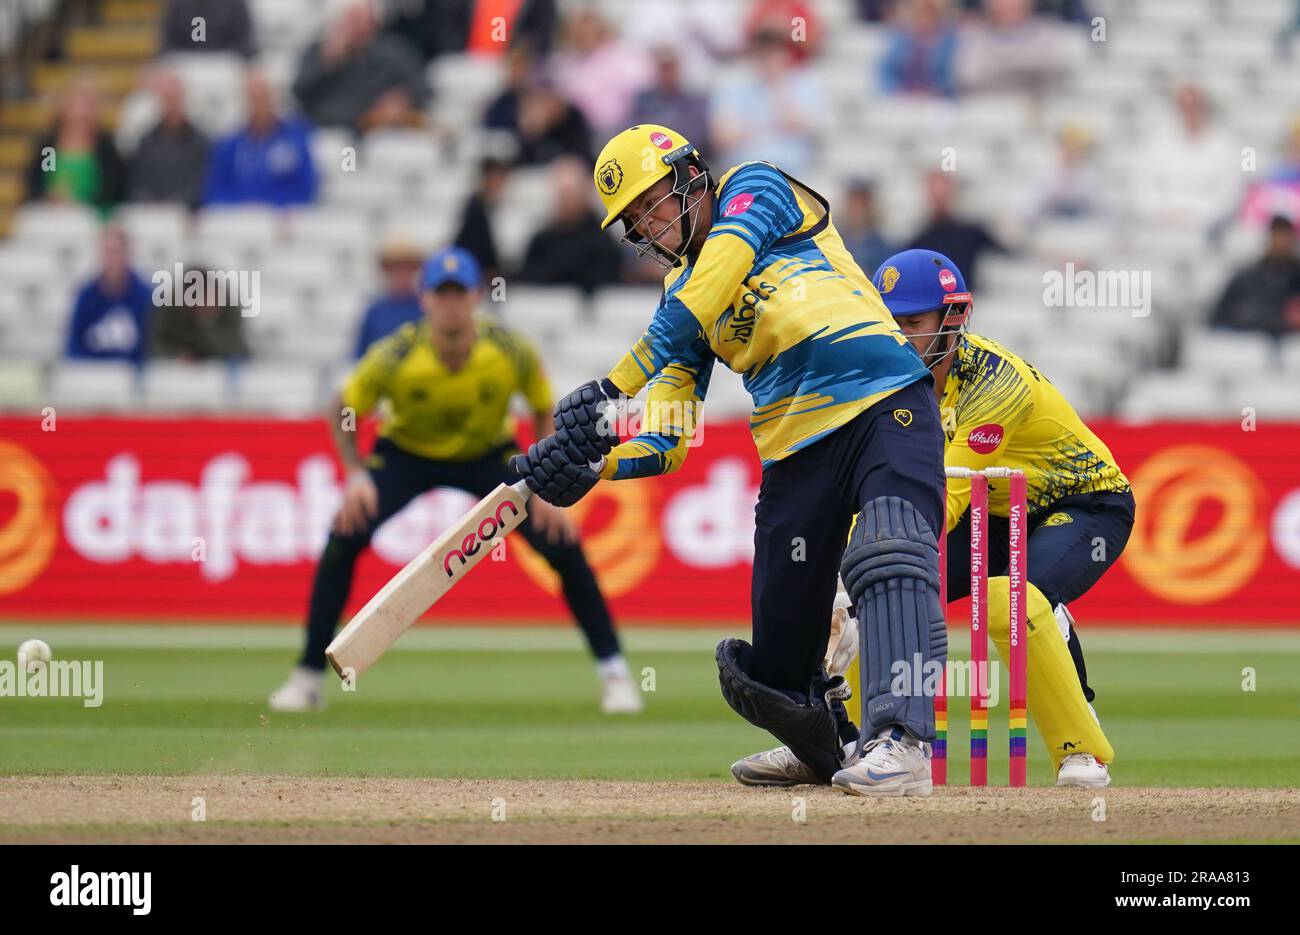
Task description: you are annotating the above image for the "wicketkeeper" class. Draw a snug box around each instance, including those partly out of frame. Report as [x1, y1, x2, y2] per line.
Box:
[871, 248, 1132, 788]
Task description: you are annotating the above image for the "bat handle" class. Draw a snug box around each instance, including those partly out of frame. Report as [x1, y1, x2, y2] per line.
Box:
[510, 479, 532, 500]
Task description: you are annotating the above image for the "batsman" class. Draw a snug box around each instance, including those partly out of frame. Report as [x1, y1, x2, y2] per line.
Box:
[511, 124, 948, 796]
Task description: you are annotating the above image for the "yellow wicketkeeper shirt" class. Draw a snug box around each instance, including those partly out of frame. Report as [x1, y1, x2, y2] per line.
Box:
[941, 332, 1131, 530]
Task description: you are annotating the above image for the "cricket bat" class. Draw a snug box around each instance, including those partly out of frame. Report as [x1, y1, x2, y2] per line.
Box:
[325, 479, 533, 679]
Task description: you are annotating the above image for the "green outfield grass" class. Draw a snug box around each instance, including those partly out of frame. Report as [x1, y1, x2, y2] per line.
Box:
[0, 622, 1297, 787]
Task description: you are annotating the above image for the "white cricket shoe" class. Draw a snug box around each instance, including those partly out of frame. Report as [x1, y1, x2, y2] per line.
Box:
[831, 730, 933, 797]
[268, 666, 326, 712]
[731, 739, 859, 787]
[1056, 752, 1111, 788]
[731, 745, 822, 787]
[598, 661, 644, 715]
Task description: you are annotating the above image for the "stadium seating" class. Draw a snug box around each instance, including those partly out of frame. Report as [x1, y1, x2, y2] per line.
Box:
[1, 0, 1298, 425]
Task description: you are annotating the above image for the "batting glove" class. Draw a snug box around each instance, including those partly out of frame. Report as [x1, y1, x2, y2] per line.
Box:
[553, 379, 620, 463]
[509, 435, 601, 507]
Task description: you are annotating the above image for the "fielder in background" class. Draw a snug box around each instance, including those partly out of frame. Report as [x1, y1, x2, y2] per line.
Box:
[511, 124, 948, 797]
[269, 247, 639, 715]
[873, 247, 1132, 788]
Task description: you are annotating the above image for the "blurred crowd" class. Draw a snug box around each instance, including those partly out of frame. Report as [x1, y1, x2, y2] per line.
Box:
[17, 0, 1300, 371]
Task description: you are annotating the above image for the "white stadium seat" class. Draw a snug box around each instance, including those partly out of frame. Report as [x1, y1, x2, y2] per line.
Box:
[141, 361, 230, 412]
[233, 361, 322, 414]
[1118, 373, 1238, 421]
[49, 361, 139, 411]
[0, 359, 45, 411]
[591, 287, 659, 346]
[1229, 376, 1300, 419]
[1181, 328, 1277, 377]
[196, 207, 284, 266]
[12, 205, 99, 259]
[0, 245, 61, 291]
[497, 286, 585, 344]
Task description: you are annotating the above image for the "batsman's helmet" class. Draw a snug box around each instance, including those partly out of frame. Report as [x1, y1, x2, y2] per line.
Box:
[593, 124, 711, 267]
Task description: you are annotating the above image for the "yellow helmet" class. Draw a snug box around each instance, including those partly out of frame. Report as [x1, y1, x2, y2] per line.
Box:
[593, 124, 701, 230]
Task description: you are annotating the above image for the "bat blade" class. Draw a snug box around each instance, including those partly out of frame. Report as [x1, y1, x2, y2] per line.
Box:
[325, 480, 532, 679]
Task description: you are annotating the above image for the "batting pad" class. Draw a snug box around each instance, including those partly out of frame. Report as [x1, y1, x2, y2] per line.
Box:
[840, 496, 946, 746]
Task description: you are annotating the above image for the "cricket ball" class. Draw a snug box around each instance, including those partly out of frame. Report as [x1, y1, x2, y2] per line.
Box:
[18, 639, 51, 673]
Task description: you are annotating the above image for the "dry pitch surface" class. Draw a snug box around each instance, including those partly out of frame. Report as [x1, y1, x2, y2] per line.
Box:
[2, 776, 1298, 843]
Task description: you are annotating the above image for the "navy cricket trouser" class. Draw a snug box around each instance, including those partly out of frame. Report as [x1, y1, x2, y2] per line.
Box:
[944, 489, 1136, 702]
[750, 376, 947, 743]
[299, 438, 621, 670]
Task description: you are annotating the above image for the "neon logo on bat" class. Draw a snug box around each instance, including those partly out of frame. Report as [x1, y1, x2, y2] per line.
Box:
[441, 499, 522, 577]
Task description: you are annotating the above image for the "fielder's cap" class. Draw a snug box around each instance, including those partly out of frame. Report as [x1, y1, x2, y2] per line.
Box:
[420, 246, 482, 291]
[872, 248, 971, 317]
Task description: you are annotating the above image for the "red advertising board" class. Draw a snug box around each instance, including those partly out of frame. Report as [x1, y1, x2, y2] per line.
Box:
[1, 415, 1297, 625]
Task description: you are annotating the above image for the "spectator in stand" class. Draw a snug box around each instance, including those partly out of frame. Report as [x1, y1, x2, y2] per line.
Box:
[550, 6, 652, 140]
[1025, 122, 1106, 225]
[521, 79, 594, 165]
[353, 233, 425, 357]
[906, 170, 1008, 289]
[1132, 83, 1239, 236]
[1239, 117, 1300, 228]
[629, 45, 712, 156]
[623, 1, 746, 88]
[387, 0, 559, 62]
[162, 0, 256, 57]
[518, 157, 621, 293]
[204, 70, 318, 208]
[66, 226, 153, 365]
[484, 45, 536, 132]
[293, 0, 429, 133]
[126, 70, 210, 208]
[1209, 215, 1300, 338]
[453, 155, 511, 282]
[838, 179, 894, 278]
[710, 26, 825, 176]
[151, 262, 251, 361]
[484, 46, 592, 164]
[879, 0, 958, 98]
[954, 0, 1066, 95]
[25, 78, 126, 215]
[745, 0, 822, 65]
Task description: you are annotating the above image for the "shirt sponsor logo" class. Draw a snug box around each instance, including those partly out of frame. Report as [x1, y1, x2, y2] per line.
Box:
[967, 423, 1004, 454]
[722, 193, 753, 217]
[893, 408, 913, 426]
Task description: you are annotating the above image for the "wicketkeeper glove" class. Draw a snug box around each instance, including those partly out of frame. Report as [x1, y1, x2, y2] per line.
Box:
[509, 434, 601, 507]
[553, 379, 621, 463]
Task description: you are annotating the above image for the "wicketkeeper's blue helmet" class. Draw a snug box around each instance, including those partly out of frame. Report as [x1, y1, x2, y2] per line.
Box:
[872, 249, 971, 368]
